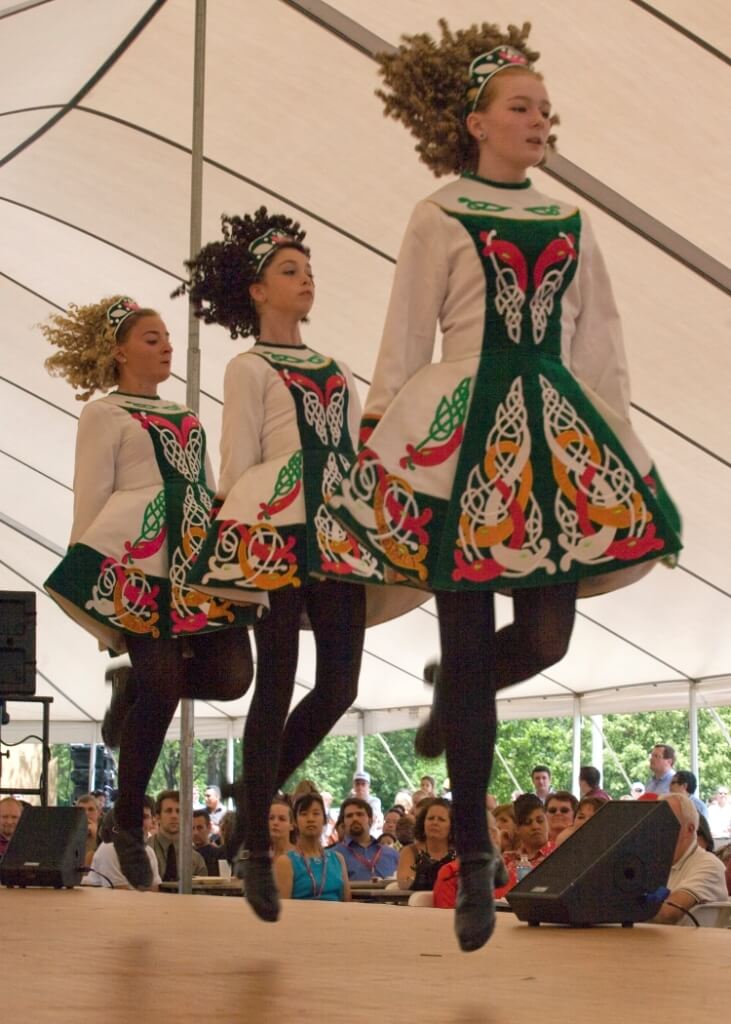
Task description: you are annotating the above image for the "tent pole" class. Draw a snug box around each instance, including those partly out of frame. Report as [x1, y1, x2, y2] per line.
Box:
[591, 714, 604, 780]
[356, 713, 365, 774]
[225, 721, 235, 808]
[689, 681, 699, 783]
[571, 698, 581, 796]
[179, 0, 207, 896]
[493, 745, 521, 794]
[374, 733, 413, 788]
[87, 724, 98, 794]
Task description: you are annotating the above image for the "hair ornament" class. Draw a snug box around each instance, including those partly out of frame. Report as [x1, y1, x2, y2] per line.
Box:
[466, 45, 533, 113]
[248, 228, 296, 273]
[106, 296, 141, 337]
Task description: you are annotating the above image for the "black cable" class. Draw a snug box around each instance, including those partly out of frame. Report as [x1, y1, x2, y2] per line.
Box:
[664, 900, 700, 927]
[80, 865, 115, 889]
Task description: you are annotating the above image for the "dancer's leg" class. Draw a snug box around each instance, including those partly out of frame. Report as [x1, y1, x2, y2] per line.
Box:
[275, 580, 366, 790]
[184, 626, 254, 700]
[435, 588, 499, 952]
[113, 636, 184, 887]
[237, 588, 305, 921]
[417, 582, 577, 757]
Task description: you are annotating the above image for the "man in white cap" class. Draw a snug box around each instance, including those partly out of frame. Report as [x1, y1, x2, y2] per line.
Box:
[352, 771, 383, 836]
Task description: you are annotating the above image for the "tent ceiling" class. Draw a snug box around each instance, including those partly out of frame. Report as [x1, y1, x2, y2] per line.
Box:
[0, 0, 729, 741]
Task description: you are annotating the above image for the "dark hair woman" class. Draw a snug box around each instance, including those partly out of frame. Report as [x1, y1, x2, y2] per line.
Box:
[274, 794, 350, 902]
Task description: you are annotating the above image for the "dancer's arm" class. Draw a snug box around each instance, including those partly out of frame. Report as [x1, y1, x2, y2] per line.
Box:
[360, 201, 448, 444]
[70, 402, 118, 544]
[217, 353, 266, 499]
[561, 211, 632, 420]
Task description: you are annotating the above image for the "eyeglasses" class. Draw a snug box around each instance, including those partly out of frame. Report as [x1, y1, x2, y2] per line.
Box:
[547, 806, 573, 814]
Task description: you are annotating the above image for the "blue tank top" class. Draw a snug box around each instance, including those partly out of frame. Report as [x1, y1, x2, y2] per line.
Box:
[287, 848, 345, 901]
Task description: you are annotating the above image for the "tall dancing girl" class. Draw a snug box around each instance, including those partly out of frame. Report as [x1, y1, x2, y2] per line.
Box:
[176, 209, 423, 921]
[42, 297, 265, 887]
[329, 22, 682, 951]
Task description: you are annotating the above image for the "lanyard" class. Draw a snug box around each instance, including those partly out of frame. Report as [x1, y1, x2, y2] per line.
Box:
[349, 843, 383, 875]
[297, 847, 328, 899]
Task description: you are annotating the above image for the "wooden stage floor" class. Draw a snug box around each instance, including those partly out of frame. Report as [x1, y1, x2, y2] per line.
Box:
[3, 887, 727, 1023]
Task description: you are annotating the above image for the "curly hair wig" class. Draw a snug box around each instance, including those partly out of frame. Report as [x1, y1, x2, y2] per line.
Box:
[375, 19, 557, 177]
[173, 206, 308, 340]
[41, 297, 157, 401]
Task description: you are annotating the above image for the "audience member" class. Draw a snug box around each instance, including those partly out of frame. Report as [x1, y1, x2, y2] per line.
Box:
[291, 779, 320, 802]
[84, 804, 160, 889]
[696, 814, 714, 853]
[149, 790, 207, 882]
[707, 786, 731, 839]
[397, 798, 456, 891]
[433, 811, 504, 910]
[76, 793, 101, 867]
[419, 775, 436, 799]
[545, 791, 578, 843]
[670, 770, 708, 819]
[646, 744, 676, 795]
[333, 798, 398, 881]
[502, 795, 555, 887]
[269, 796, 295, 859]
[578, 766, 611, 801]
[351, 772, 383, 836]
[204, 785, 226, 833]
[410, 788, 430, 813]
[493, 803, 517, 853]
[393, 789, 414, 814]
[0, 796, 22, 859]
[651, 794, 727, 925]
[554, 796, 607, 847]
[192, 808, 221, 876]
[395, 813, 416, 848]
[379, 833, 397, 848]
[274, 794, 350, 902]
[531, 766, 553, 804]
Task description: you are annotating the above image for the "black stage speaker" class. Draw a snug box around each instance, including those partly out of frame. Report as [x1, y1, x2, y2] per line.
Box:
[0, 807, 87, 888]
[507, 799, 678, 926]
[0, 590, 36, 696]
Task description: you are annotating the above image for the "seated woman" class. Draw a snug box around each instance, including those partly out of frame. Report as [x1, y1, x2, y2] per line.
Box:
[545, 791, 579, 844]
[493, 802, 517, 854]
[397, 798, 456, 891]
[555, 795, 607, 847]
[434, 811, 507, 909]
[269, 796, 296, 860]
[274, 794, 350, 902]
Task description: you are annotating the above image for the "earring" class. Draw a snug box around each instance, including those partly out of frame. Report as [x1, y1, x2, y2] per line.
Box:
[479, 133, 486, 140]
[119, 356, 127, 364]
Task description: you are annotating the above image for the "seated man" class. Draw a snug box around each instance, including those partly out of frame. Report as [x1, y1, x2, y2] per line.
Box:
[0, 796, 23, 860]
[192, 808, 220, 876]
[669, 770, 708, 819]
[333, 798, 398, 881]
[545, 791, 578, 844]
[84, 797, 160, 889]
[149, 790, 207, 882]
[651, 793, 727, 925]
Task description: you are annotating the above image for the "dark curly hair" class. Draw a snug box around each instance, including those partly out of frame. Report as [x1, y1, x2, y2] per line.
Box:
[376, 19, 557, 177]
[413, 797, 454, 843]
[173, 206, 308, 339]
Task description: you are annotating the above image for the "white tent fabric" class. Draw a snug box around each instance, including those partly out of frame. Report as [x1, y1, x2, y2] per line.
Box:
[1, 0, 729, 742]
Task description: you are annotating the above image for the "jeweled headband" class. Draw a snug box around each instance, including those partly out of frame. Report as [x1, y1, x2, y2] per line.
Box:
[248, 227, 298, 274]
[106, 296, 141, 337]
[466, 46, 533, 114]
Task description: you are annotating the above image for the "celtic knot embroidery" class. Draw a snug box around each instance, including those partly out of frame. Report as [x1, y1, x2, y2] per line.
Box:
[480, 229, 526, 344]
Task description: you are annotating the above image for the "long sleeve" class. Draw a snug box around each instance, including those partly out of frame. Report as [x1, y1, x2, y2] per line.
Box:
[69, 401, 119, 545]
[217, 353, 266, 500]
[561, 211, 632, 420]
[361, 201, 449, 442]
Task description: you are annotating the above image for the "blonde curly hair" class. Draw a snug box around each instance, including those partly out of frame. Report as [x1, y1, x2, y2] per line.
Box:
[41, 297, 157, 401]
[376, 19, 557, 177]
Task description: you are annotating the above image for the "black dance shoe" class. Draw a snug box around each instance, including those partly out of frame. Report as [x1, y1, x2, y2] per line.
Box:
[241, 851, 280, 923]
[414, 712, 446, 759]
[455, 853, 497, 953]
[112, 818, 153, 889]
[101, 666, 137, 748]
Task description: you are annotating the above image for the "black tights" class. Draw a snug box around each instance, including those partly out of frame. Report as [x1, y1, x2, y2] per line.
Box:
[435, 583, 576, 856]
[243, 580, 366, 853]
[114, 628, 253, 829]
